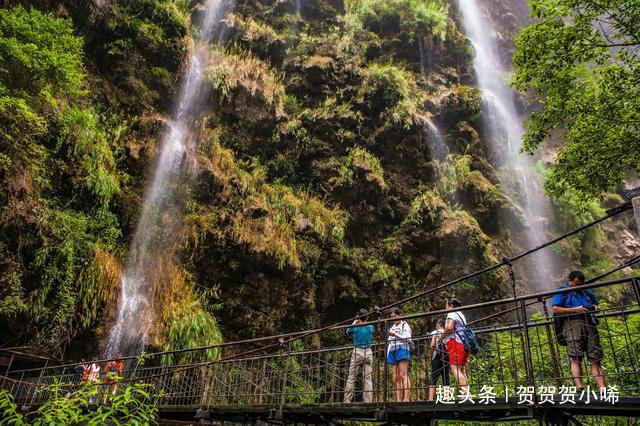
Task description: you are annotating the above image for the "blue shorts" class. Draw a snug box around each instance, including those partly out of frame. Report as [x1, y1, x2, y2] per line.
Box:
[387, 347, 410, 365]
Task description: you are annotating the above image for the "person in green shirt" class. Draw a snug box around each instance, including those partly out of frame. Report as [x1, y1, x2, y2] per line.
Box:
[344, 309, 375, 403]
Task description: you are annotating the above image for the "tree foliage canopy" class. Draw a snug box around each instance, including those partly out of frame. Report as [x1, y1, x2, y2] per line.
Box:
[0, 6, 122, 349]
[513, 0, 640, 201]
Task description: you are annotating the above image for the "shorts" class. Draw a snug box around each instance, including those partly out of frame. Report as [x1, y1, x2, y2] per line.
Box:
[387, 347, 410, 365]
[564, 318, 603, 362]
[446, 340, 469, 366]
[430, 353, 450, 386]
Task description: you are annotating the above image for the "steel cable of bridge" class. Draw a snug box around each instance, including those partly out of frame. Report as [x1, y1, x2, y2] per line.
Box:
[3, 276, 640, 389]
[467, 252, 640, 326]
[2, 202, 635, 387]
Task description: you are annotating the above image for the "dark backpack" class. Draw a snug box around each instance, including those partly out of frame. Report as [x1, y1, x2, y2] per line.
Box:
[553, 292, 569, 346]
[454, 313, 479, 355]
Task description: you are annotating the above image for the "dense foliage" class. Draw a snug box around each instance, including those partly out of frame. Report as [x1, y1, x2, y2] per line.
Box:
[513, 0, 640, 201]
[0, 2, 222, 355]
[0, 381, 157, 424]
[0, 0, 636, 363]
[0, 5, 122, 349]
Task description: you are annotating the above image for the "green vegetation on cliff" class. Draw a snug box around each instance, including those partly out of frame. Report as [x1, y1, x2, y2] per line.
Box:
[0, 5, 122, 348]
[1, 0, 635, 360]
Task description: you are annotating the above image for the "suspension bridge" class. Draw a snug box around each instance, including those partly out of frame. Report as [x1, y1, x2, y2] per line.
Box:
[2, 201, 640, 425]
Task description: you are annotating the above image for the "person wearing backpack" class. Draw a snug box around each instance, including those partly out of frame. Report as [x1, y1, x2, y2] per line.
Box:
[551, 270, 606, 391]
[387, 307, 412, 402]
[443, 298, 469, 396]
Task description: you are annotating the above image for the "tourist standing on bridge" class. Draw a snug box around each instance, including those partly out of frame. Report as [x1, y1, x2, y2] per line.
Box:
[387, 307, 412, 402]
[428, 319, 449, 401]
[86, 359, 101, 404]
[443, 298, 470, 396]
[344, 309, 374, 403]
[103, 353, 124, 403]
[551, 270, 606, 391]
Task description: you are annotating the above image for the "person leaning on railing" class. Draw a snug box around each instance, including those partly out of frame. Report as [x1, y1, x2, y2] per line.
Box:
[387, 307, 412, 402]
[443, 298, 470, 396]
[344, 309, 374, 403]
[551, 270, 606, 391]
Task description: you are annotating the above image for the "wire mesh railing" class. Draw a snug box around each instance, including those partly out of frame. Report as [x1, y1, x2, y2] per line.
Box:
[3, 276, 639, 412]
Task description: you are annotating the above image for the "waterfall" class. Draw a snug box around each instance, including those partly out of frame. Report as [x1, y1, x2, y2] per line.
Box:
[106, 0, 229, 356]
[424, 118, 448, 162]
[456, 0, 557, 289]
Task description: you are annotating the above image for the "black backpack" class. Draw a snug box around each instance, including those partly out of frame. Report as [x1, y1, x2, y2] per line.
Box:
[553, 292, 569, 346]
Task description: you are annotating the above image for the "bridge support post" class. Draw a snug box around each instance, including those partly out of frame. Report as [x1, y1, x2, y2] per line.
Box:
[505, 260, 536, 389]
[279, 342, 292, 414]
[383, 319, 390, 407]
[631, 278, 640, 308]
[28, 360, 48, 407]
[628, 187, 640, 236]
[519, 300, 536, 389]
[540, 299, 563, 388]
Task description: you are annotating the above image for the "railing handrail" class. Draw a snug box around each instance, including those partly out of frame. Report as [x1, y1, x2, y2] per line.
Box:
[13, 302, 640, 379]
[5, 203, 633, 375]
[7, 275, 639, 376]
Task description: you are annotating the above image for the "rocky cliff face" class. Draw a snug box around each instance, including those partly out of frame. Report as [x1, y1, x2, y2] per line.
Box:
[1, 0, 637, 356]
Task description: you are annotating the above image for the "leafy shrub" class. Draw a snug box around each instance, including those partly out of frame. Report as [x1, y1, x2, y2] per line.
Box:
[158, 267, 223, 362]
[358, 62, 426, 129]
[0, 6, 84, 100]
[436, 154, 503, 208]
[403, 189, 447, 227]
[0, 6, 124, 351]
[206, 48, 285, 116]
[345, 0, 448, 41]
[198, 142, 348, 269]
[550, 186, 606, 263]
[0, 380, 158, 425]
[325, 147, 386, 190]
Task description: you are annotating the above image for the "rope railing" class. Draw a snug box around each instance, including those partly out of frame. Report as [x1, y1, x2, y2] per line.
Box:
[468, 253, 640, 327]
[4, 201, 635, 378]
[3, 275, 640, 416]
[2, 275, 639, 390]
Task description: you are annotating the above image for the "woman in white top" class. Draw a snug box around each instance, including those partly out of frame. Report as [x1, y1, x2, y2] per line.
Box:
[443, 298, 469, 395]
[87, 360, 101, 404]
[386, 307, 412, 402]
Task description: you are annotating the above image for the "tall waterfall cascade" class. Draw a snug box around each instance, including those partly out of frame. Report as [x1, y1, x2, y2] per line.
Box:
[106, 0, 229, 356]
[457, 0, 557, 289]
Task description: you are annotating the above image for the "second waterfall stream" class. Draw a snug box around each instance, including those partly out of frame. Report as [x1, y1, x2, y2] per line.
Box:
[106, 0, 230, 356]
[456, 0, 557, 289]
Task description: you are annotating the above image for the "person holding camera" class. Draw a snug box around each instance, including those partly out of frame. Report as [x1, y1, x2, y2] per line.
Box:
[551, 270, 606, 391]
[344, 309, 375, 403]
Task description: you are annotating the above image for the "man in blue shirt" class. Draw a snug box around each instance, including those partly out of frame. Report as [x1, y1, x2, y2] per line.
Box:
[344, 309, 375, 403]
[552, 270, 605, 391]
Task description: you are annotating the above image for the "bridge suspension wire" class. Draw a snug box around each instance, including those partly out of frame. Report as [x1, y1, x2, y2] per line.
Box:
[468, 252, 640, 327]
[2, 202, 634, 387]
[2, 275, 639, 389]
[375, 201, 632, 312]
